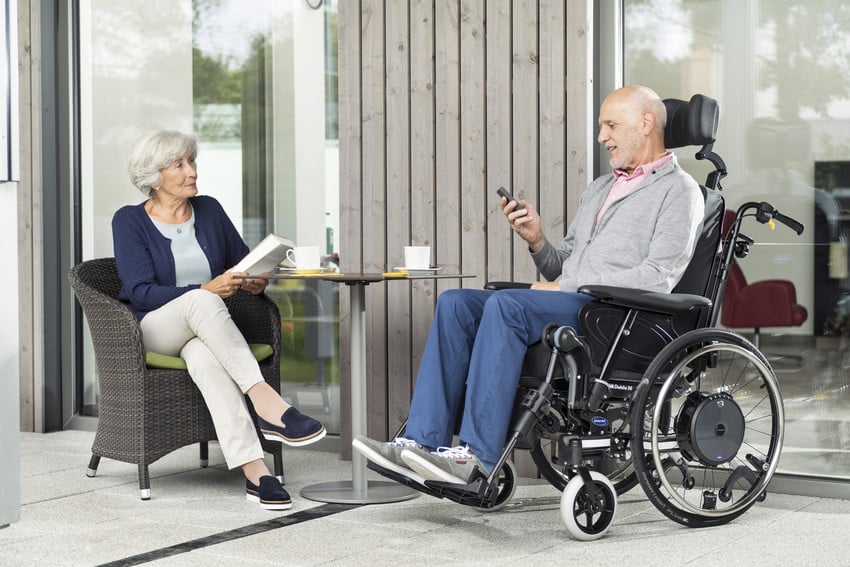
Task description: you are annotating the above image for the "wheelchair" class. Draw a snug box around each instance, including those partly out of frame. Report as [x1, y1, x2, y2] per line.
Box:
[368, 94, 805, 540]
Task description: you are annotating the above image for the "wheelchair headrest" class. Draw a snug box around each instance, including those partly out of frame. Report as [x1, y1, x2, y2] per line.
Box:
[663, 94, 719, 149]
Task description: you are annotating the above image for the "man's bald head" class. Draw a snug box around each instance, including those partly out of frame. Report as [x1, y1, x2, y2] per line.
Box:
[597, 85, 668, 173]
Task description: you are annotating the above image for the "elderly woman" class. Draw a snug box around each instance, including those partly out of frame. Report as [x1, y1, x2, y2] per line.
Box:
[112, 130, 324, 511]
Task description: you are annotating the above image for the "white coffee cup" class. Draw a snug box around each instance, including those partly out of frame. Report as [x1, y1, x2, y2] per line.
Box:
[404, 246, 431, 269]
[287, 245, 321, 269]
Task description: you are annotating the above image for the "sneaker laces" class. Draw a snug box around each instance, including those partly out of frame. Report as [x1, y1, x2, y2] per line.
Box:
[389, 437, 419, 448]
[431, 445, 475, 460]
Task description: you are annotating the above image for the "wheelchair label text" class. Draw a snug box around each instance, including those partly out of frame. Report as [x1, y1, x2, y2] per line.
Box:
[591, 416, 609, 427]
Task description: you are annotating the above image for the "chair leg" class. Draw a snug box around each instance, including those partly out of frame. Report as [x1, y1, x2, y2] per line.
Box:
[86, 454, 100, 478]
[322, 384, 331, 415]
[274, 450, 285, 485]
[753, 327, 803, 363]
[139, 463, 151, 500]
[200, 441, 209, 468]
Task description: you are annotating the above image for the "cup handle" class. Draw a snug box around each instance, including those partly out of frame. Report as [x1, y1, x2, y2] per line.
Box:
[286, 249, 297, 265]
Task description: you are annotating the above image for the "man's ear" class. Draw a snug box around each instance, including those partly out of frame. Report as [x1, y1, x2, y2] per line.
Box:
[641, 111, 655, 134]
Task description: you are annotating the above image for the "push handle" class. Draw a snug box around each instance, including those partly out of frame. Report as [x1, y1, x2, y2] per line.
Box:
[772, 209, 804, 236]
[749, 201, 805, 236]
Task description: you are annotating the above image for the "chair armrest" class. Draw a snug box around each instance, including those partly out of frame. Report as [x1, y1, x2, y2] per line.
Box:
[484, 281, 532, 290]
[226, 291, 281, 345]
[74, 294, 149, 395]
[578, 284, 712, 315]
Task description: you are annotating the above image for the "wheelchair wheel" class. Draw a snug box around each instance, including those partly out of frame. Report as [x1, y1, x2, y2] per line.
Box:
[560, 471, 617, 541]
[629, 328, 784, 528]
[530, 397, 638, 495]
[474, 460, 517, 513]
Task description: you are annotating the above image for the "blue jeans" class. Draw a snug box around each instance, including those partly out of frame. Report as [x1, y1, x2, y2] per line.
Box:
[405, 288, 594, 465]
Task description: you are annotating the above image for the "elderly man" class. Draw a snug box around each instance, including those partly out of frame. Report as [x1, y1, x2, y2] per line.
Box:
[354, 85, 705, 486]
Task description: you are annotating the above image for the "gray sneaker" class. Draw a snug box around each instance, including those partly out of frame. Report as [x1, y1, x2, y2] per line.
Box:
[352, 436, 428, 484]
[401, 445, 482, 485]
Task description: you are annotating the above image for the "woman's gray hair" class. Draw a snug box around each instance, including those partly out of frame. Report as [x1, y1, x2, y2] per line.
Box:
[128, 130, 198, 197]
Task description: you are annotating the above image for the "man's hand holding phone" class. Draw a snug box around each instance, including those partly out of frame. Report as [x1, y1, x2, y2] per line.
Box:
[497, 186, 525, 211]
[497, 186, 544, 252]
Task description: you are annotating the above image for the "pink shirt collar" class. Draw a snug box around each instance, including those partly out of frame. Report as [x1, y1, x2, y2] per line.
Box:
[611, 152, 673, 181]
[595, 152, 674, 225]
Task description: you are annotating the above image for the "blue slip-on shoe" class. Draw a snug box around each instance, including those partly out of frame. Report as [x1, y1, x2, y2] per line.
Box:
[258, 407, 327, 446]
[246, 475, 292, 511]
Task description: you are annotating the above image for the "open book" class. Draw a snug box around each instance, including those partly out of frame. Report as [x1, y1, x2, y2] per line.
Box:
[230, 234, 295, 275]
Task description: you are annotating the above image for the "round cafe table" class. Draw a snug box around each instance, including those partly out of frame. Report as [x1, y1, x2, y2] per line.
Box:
[255, 270, 475, 504]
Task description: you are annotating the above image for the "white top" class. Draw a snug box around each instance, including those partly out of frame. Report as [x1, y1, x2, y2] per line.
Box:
[149, 208, 212, 286]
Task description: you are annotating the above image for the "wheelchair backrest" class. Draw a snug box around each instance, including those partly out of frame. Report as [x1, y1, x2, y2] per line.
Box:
[666, 95, 727, 314]
[672, 188, 725, 300]
[578, 94, 727, 374]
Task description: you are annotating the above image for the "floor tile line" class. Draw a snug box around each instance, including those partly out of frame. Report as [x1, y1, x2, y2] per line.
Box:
[96, 502, 359, 567]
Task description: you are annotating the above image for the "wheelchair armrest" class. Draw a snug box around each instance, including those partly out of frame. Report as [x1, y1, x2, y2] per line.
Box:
[578, 284, 712, 315]
[484, 281, 532, 290]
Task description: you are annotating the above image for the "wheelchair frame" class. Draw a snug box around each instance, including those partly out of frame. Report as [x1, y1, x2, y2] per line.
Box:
[367, 95, 804, 540]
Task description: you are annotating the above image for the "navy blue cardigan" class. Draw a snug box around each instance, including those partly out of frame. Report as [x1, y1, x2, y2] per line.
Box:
[112, 195, 249, 319]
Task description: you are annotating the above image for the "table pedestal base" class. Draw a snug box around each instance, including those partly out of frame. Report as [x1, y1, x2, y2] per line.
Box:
[300, 480, 419, 504]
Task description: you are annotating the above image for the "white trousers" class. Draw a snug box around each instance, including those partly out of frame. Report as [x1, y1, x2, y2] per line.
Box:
[140, 289, 265, 469]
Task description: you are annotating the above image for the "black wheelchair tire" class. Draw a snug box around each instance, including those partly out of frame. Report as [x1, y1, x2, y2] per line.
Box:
[629, 328, 783, 528]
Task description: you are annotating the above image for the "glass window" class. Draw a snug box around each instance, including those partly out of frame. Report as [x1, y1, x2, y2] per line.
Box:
[625, 0, 850, 479]
[78, 0, 341, 434]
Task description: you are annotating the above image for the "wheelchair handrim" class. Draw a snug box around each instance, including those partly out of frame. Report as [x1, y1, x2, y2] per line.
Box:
[649, 340, 785, 517]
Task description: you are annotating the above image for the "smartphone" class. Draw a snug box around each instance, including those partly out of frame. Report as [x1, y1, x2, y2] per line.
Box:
[497, 186, 525, 211]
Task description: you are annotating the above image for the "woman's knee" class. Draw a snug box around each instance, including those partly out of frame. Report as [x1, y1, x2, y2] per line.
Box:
[184, 288, 227, 313]
[178, 289, 231, 331]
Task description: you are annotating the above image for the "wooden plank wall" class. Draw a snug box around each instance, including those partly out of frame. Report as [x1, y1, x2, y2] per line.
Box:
[338, 0, 590, 460]
[17, 0, 38, 432]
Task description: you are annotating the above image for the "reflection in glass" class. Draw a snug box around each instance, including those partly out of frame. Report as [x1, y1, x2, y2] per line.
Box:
[79, 0, 341, 435]
[624, 0, 850, 480]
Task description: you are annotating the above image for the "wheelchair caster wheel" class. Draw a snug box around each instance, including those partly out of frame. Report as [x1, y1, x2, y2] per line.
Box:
[560, 471, 617, 541]
[473, 460, 517, 513]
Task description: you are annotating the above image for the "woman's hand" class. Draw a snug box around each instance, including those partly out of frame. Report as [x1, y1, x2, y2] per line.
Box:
[239, 274, 269, 295]
[201, 272, 250, 298]
[500, 196, 545, 252]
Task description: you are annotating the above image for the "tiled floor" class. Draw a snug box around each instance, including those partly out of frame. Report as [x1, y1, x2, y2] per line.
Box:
[1, 430, 849, 566]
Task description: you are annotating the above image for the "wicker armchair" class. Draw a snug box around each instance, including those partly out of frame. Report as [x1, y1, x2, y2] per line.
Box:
[69, 257, 284, 500]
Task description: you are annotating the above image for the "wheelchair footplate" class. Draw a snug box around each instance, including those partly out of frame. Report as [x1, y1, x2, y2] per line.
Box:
[366, 461, 504, 509]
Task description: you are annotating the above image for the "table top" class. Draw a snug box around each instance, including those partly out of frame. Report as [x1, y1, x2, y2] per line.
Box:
[235, 271, 476, 285]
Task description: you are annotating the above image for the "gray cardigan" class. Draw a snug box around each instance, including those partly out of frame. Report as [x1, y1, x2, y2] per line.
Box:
[532, 153, 704, 293]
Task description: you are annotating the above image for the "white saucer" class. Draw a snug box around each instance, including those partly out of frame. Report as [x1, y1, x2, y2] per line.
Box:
[279, 267, 324, 275]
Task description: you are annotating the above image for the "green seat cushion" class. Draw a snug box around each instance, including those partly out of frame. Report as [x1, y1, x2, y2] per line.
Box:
[145, 343, 274, 370]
